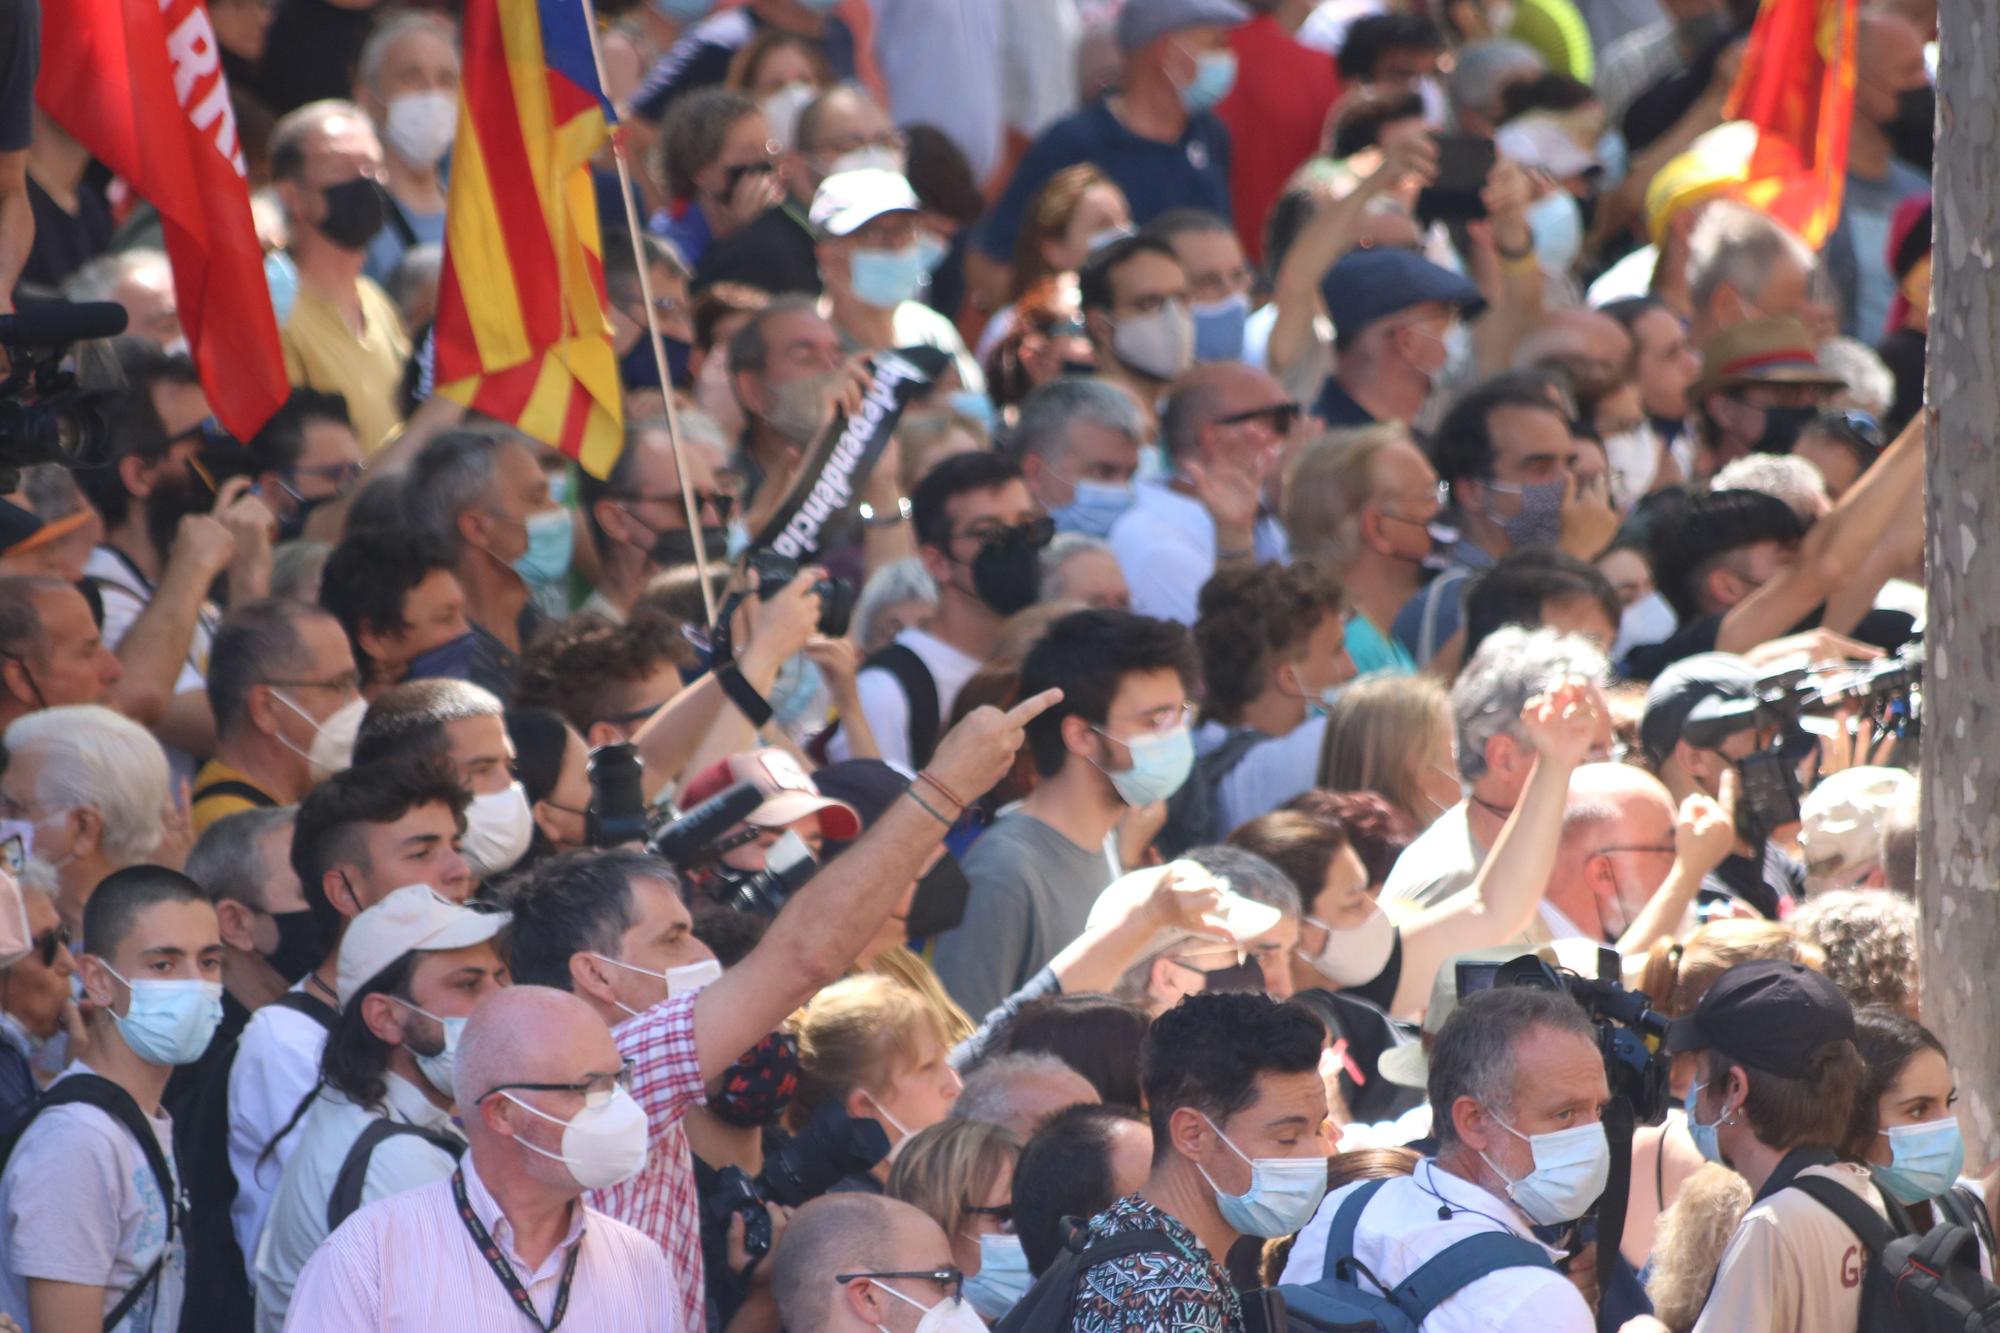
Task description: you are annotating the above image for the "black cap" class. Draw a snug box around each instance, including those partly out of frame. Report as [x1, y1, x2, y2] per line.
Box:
[1664, 959, 1855, 1077]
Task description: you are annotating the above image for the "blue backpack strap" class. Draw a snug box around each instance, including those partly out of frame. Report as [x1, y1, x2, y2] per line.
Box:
[1389, 1231, 1557, 1325]
[1320, 1178, 1392, 1282]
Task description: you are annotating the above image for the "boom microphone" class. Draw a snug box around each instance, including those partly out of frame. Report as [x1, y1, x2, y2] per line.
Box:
[0, 302, 129, 347]
[648, 780, 765, 871]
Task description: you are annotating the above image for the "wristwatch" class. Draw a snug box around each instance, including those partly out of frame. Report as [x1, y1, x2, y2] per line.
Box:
[860, 496, 912, 529]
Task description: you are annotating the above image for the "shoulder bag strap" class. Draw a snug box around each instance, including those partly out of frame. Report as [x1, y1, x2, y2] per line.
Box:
[270, 990, 339, 1030]
[326, 1117, 465, 1230]
[863, 642, 940, 767]
[1390, 1231, 1557, 1325]
[1320, 1177, 1390, 1282]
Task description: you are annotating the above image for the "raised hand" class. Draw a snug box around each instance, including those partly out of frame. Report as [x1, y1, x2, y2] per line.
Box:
[1520, 676, 1606, 770]
[1137, 862, 1227, 939]
[1184, 453, 1265, 554]
[925, 688, 1063, 804]
[1558, 471, 1621, 560]
[1674, 785, 1736, 877]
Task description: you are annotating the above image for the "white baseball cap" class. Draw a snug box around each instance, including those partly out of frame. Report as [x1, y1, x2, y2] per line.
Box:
[809, 168, 920, 238]
[1086, 860, 1284, 960]
[337, 885, 510, 1006]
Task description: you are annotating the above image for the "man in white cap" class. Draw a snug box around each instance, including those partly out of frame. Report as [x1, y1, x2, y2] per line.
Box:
[810, 167, 983, 393]
[252, 885, 508, 1331]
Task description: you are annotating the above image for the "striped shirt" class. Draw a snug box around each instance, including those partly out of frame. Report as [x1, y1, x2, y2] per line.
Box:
[284, 1151, 679, 1331]
[589, 991, 709, 1333]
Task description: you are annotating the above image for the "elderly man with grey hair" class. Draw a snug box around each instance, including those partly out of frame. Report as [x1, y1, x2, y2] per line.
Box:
[1039, 533, 1131, 611]
[1709, 455, 1831, 524]
[402, 428, 555, 697]
[1686, 200, 1833, 344]
[1384, 627, 1610, 910]
[1012, 377, 1145, 539]
[351, 11, 459, 284]
[1446, 39, 1545, 135]
[1280, 986, 1603, 1328]
[185, 806, 316, 1011]
[61, 249, 182, 348]
[0, 704, 171, 936]
[951, 1052, 1100, 1137]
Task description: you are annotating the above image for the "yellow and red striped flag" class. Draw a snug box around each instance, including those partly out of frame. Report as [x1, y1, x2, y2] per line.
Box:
[1722, 0, 1859, 248]
[433, 0, 623, 477]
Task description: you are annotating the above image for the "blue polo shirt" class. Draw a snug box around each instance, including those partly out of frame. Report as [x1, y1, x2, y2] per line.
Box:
[976, 98, 1232, 262]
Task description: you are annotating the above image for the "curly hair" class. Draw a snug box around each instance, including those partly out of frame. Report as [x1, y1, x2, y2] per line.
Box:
[514, 613, 695, 733]
[1282, 790, 1419, 889]
[1645, 1163, 1752, 1332]
[1194, 563, 1343, 727]
[1789, 889, 1919, 1017]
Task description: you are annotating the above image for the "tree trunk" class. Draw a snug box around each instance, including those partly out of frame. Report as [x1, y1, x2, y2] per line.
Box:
[1920, 0, 2000, 1169]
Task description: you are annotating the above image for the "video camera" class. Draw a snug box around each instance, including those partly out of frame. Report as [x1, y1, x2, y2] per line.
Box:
[706, 1102, 891, 1260]
[0, 300, 128, 485]
[1680, 640, 1924, 842]
[644, 777, 821, 914]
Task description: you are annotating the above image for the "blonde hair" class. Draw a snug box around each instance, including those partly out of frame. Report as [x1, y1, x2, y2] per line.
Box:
[1318, 675, 1450, 828]
[886, 1119, 1021, 1240]
[1282, 423, 1413, 575]
[1637, 918, 1814, 1018]
[790, 974, 950, 1132]
[1645, 1162, 1753, 1331]
[868, 946, 975, 1049]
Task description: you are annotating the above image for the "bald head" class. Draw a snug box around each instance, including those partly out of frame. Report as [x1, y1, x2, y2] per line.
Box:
[1548, 763, 1679, 939]
[453, 984, 617, 1114]
[951, 1053, 1101, 1137]
[1162, 362, 1290, 465]
[1515, 309, 1636, 386]
[773, 1194, 953, 1331]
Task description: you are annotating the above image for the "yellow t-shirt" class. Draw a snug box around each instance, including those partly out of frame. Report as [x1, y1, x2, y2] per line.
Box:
[190, 759, 280, 836]
[279, 277, 411, 453]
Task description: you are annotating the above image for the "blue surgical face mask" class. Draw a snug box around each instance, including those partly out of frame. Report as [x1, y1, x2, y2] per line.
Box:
[1479, 1113, 1611, 1226]
[1526, 190, 1585, 275]
[1685, 1080, 1729, 1165]
[1191, 292, 1250, 362]
[1877, 1116, 1965, 1205]
[1484, 476, 1566, 549]
[962, 1232, 1033, 1319]
[949, 389, 995, 437]
[513, 508, 574, 585]
[653, 0, 713, 17]
[1091, 722, 1195, 806]
[850, 243, 927, 309]
[916, 231, 950, 274]
[98, 964, 224, 1067]
[1051, 479, 1135, 538]
[406, 630, 478, 682]
[266, 251, 299, 326]
[1194, 1111, 1328, 1238]
[1178, 49, 1239, 113]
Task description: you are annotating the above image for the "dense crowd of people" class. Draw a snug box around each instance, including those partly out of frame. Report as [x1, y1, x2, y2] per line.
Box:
[0, 0, 1953, 1327]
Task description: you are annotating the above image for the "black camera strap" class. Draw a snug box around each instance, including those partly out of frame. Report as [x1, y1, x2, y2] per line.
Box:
[1594, 1095, 1635, 1299]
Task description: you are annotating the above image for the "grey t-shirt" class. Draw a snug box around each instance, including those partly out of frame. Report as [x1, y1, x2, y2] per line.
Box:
[931, 812, 1115, 1017]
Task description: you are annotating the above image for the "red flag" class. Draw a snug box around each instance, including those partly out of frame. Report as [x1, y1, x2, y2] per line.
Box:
[1721, 0, 1859, 248]
[37, 0, 290, 442]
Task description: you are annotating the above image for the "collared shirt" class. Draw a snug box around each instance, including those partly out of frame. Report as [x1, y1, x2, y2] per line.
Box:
[253, 1073, 464, 1332]
[279, 278, 410, 453]
[588, 990, 708, 1333]
[284, 1148, 680, 1332]
[1311, 373, 1379, 430]
[1281, 1160, 1592, 1332]
[1108, 479, 1290, 626]
[1068, 1193, 1243, 1333]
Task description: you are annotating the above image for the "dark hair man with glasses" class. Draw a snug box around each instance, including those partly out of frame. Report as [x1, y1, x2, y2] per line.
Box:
[249, 388, 368, 544]
[774, 1193, 978, 1333]
[576, 417, 733, 627]
[194, 597, 362, 834]
[288, 984, 679, 1328]
[932, 608, 1198, 1018]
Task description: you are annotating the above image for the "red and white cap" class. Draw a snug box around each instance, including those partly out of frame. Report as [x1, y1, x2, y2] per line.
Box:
[679, 749, 862, 840]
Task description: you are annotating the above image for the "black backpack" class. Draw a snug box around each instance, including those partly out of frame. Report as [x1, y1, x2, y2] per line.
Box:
[861, 642, 940, 768]
[325, 1116, 465, 1230]
[993, 1221, 1184, 1332]
[1, 1073, 180, 1331]
[1789, 1172, 2000, 1332]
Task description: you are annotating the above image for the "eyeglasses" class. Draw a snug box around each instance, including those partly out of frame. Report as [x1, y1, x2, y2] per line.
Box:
[478, 1060, 634, 1108]
[834, 1268, 964, 1303]
[1814, 408, 1884, 453]
[962, 1200, 1012, 1226]
[283, 459, 367, 495]
[1216, 401, 1302, 436]
[1593, 843, 1677, 857]
[263, 670, 362, 694]
[614, 490, 737, 521]
[29, 924, 70, 968]
[951, 515, 1055, 549]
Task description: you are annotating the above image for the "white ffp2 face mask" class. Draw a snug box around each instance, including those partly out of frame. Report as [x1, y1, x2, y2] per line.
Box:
[504, 1083, 650, 1190]
[1296, 905, 1397, 988]
[461, 782, 534, 879]
[870, 1280, 988, 1333]
[383, 90, 458, 167]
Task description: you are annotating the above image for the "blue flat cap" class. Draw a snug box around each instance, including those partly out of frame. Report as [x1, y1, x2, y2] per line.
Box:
[1322, 247, 1486, 337]
[1116, 0, 1251, 51]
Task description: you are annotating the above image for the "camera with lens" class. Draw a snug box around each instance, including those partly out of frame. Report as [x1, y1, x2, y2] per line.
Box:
[1465, 949, 1671, 1125]
[586, 742, 649, 847]
[1680, 640, 1924, 844]
[644, 778, 822, 913]
[0, 300, 129, 485]
[747, 549, 854, 639]
[702, 830, 819, 916]
[705, 1102, 892, 1259]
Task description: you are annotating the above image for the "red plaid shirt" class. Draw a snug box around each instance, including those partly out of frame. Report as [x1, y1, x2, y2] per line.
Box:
[589, 992, 708, 1332]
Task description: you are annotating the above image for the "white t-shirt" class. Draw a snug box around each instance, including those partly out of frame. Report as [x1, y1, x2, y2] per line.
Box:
[1281, 1160, 1593, 1332]
[829, 627, 984, 772]
[253, 1074, 463, 1333]
[83, 543, 217, 782]
[0, 1064, 185, 1332]
[1382, 801, 1486, 908]
[1107, 480, 1289, 626]
[228, 984, 332, 1262]
[891, 301, 986, 396]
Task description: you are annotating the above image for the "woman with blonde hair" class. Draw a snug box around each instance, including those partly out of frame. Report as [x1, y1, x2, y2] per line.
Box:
[1621, 919, 1816, 1268]
[1317, 675, 1460, 830]
[887, 1119, 1028, 1319]
[790, 974, 963, 1187]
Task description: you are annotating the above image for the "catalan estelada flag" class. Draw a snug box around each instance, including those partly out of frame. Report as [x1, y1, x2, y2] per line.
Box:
[1722, 0, 1859, 248]
[433, 0, 623, 477]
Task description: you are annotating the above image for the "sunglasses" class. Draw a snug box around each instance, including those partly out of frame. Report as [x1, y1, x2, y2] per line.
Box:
[1216, 401, 1302, 436]
[29, 924, 70, 968]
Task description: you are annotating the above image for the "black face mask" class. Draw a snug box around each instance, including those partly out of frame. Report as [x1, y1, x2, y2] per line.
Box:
[619, 330, 692, 391]
[1753, 403, 1818, 455]
[275, 490, 337, 543]
[968, 524, 1049, 615]
[1885, 84, 1935, 174]
[265, 909, 329, 984]
[904, 854, 970, 940]
[647, 523, 729, 571]
[318, 177, 390, 251]
[1196, 957, 1266, 994]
